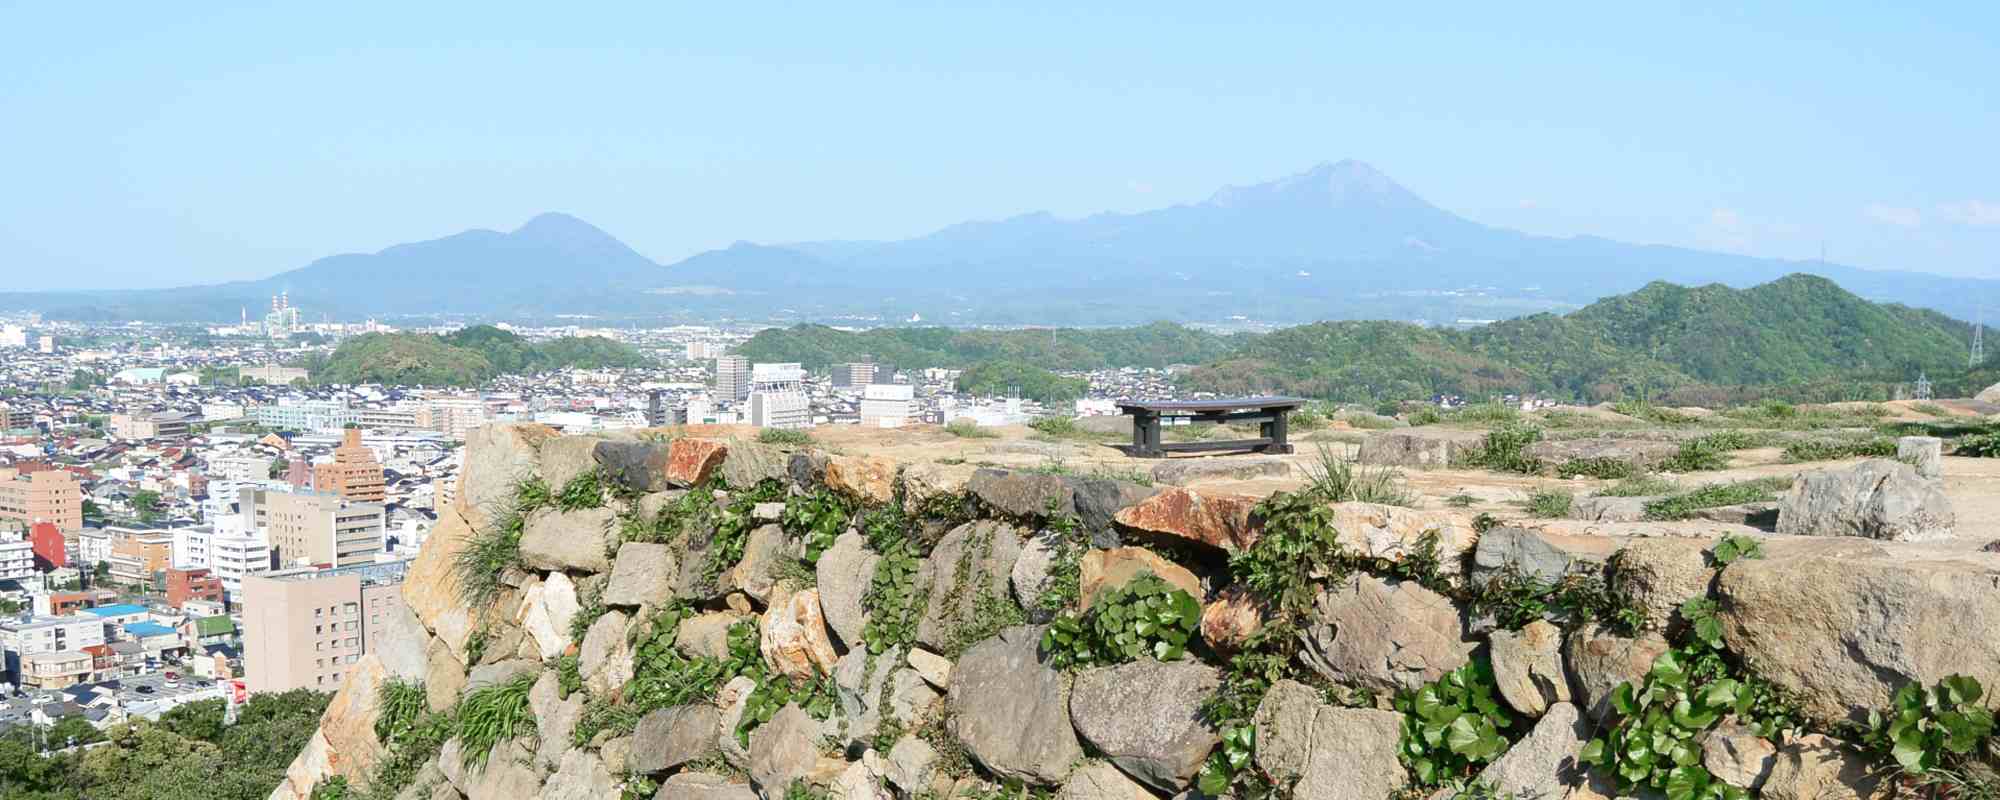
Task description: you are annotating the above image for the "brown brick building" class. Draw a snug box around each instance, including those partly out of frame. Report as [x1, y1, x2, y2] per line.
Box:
[0, 467, 82, 532]
[312, 429, 385, 503]
[165, 568, 225, 609]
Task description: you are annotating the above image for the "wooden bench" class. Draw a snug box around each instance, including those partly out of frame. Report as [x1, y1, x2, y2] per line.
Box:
[1117, 397, 1306, 458]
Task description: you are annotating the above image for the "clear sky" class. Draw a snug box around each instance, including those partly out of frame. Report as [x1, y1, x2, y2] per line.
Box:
[2, 2, 1995, 291]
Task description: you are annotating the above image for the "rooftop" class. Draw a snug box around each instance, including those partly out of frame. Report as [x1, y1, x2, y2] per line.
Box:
[83, 603, 148, 617]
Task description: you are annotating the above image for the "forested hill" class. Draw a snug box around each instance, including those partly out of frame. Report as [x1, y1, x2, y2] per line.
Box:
[1185, 274, 1975, 403]
[741, 275, 1979, 404]
[732, 321, 1246, 371]
[308, 325, 652, 386]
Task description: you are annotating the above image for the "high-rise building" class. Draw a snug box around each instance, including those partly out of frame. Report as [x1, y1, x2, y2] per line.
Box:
[0, 468, 82, 533]
[0, 402, 32, 432]
[416, 396, 488, 440]
[0, 537, 33, 580]
[241, 489, 385, 568]
[240, 560, 406, 693]
[833, 360, 878, 388]
[748, 363, 810, 430]
[312, 429, 386, 503]
[714, 355, 751, 402]
[859, 383, 916, 428]
[106, 529, 174, 588]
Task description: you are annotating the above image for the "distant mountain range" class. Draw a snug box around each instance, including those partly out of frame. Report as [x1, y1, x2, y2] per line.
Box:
[6, 160, 1997, 325]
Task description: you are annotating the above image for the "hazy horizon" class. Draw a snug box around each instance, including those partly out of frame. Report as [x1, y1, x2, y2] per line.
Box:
[3, 3, 1996, 291]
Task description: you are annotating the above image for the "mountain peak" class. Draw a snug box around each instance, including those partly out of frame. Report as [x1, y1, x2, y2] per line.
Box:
[1202, 159, 1435, 213]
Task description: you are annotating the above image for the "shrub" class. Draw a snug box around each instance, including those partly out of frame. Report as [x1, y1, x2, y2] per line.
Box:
[1642, 478, 1789, 521]
[1580, 649, 1752, 800]
[1956, 433, 2000, 457]
[455, 673, 538, 769]
[1524, 488, 1573, 519]
[372, 680, 429, 746]
[1454, 402, 1523, 425]
[1595, 474, 1678, 497]
[1445, 493, 1477, 508]
[1708, 534, 1764, 567]
[1394, 659, 1520, 786]
[943, 418, 995, 438]
[1462, 427, 1544, 474]
[1782, 437, 1895, 463]
[1850, 675, 1995, 776]
[757, 428, 813, 446]
[1466, 563, 1634, 632]
[1028, 416, 1080, 438]
[1409, 407, 1444, 426]
[1339, 412, 1396, 430]
[1556, 457, 1636, 480]
[1304, 446, 1415, 506]
[1612, 399, 1695, 425]
[555, 468, 605, 511]
[1659, 432, 1765, 472]
[1042, 573, 1201, 669]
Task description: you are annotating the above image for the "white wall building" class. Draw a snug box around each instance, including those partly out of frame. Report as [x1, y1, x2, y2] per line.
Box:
[0, 538, 32, 579]
[254, 400, 359, 433]
[859, 384, 915, 429]
[209, 531, 272, 600]
[172, 526, 214, 571]
[748, 363, 810, 430]
[0, 614, 106, 686]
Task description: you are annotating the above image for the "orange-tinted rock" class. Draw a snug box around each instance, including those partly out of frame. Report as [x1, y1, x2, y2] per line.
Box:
[1112, 487, 1262, 551]
[827, 454, 899, 506]
[667, 438, 729, 487]
[1200, 589, 1263, 654]
[1079, 547, 1202, 610]
[760, 587, 839, 681]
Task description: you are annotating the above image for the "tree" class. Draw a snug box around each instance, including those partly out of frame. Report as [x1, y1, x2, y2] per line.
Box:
[131, 491, 162, 523]
[268, 458, 287, 480]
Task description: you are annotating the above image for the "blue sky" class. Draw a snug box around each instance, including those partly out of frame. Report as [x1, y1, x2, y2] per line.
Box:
[2, 2, 1995, 290]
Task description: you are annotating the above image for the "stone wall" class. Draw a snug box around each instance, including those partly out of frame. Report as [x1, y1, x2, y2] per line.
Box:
[266, 424, 2000, 800]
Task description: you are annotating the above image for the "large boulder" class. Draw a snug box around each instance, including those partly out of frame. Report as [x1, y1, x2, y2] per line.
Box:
[1564, 623, 1670, 719]
[760, 587, 840, 681]
[1010, 528, 1066, 621]
[1298, 574, 1471, 694]
[1078, 547, 1201, 611]
[947, 625, 1083, 785]
[1112, 487, 1261, 551]
[1613, 538, 1716, 630]
[1776, 459, 1954, 541]
[832, 648, 938, 748]
[267, 653, 392, 796]
[1702, 720, 1778, 790]
[602, 542, 678, 609]
[1758, 734, 1887, 800]
[815, 531, 878, 648]
[826, 454, 899, 506]
[1897, 436, 1943, 479]
[458, 423, 558, 531]
[536, 436, 604, 494]
[1357, 428, 1486, 468]
[675, 610, 751, 661]
[1149, 456, 1291, 486]
[726, 524, 804, 604]
[541, 749, 618, 800]
[423, 638, 466, 712]
[748, 703, 823, 795]
[666, 438, 729, 487]
[579, 609, 635, 696]
[721, 441, 793, 490]
[1328, 502, 1479, 576]
[402, 507, 482, 658]
[1462, 702, 1589, 797]
[1470, 526, 1623, 586]
[1069, 659, 1221, 791]
[591, 440, 672, 493]
[1717, 539, 2000, 725]
[968, 469, 1076, 520]
[915, 520, 1024, 652]
[437, 736, 544, 800]
[900, 461, 977, 511]
[519, 506, 616, 574]
[1063, 477, 1160, 545]
[372, 600, 431, 681]
[630, 704, 720, 775]
[1488, 620, 1570, 718]
[1251, 679, 1407, 800]
[1199, 589, 1263, 654]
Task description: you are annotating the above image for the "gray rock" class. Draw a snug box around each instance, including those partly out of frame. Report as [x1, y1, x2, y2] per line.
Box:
[788, 451, 828, 489]
[1471, 527, 1622, 586]
[676, 610, 752, 661]
[907, 648, 951, 688]
[815, 531, 878, 648]
[519, 506, 616, 574]
[373, 600, 432, 681]
[1570, 495, 1656, 523]
[423, 638, 466, 712]
[752, 502, 786, 522]
[1010, 529, 1064, 623]
[437, 736, 543, 800]
[654, 773, 758, 800]
[541, 748, 618, 800]
[722, 441, 794, 490]
[630, 704, 721, 775]
[459, 424, 555, 533]
[915, 520, 1025, 652]
[1057, 762, 1157, 800]
[1703, 721, 1778, 790]
[579, 609, 634, 696]
[1464, 702, 1588, 797]
[1776, 459, 1954, 541]
[1148, 457, 1291, 486]
[593, 440, 673, 493]
[534, 693, 583, 771]
[834, 647, 939, 748]
[725, 524, 802, 604]
[1069, 659, 1221, 791]
[1357, 428, 1486, 468]
[1759, 734, 1883, 800]
[714, 675, 758, 767]
[1614, 538, 1716, 630]
[1693, 503, 1780, 527]
[538, 436, 604, 495]
[1717, 538, 2000, 726]
[748, 703, 822, 796]
[1063, 477, 1159, 546]
[1525, 437, 1680, 473]
[883, 736, 940, 795]
[1489, 620, 1570, 718]
[1898, 435, 1943, 479]
[603, 542, 678, 608]
[968, 469, 1076, 520]
[1299, 707, 1408, 800]
[1298, 574, 1471, 694]
[947, 625, 1082, 785]
[462, 659, 537, 695]
[1250, 680, 1323, 787]
[1565, 623, 1670, 720]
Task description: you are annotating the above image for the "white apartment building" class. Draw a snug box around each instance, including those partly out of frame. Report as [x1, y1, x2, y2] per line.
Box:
[0, 614, 106, 687]
[0, 537, 32, 580]
[418, 397, 488, 440]
[254, 399, 360, 433]
[0, 325, 25, 349]
[748, 362, 810, 430]
[173, 526, 213, 570]
[859, 383, 915, 428]
[210, 531, 272, 600]
[206, 454, 268, 484]
[76, 529, 112, 569]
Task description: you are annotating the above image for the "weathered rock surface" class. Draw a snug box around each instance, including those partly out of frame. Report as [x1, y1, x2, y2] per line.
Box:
[827, 454, 898, 506]
[1298, 574, 1471, 693]
[630, 704, 720, 775]
[1717, 539, 2000, 725]
[1897, 435, 1943, 479]
[1703, 721, 1777, 790]
[1776, 459, 1954, 541]
[947, 625, 1082, 785]
[1464, 702, 1587, 796]
[1525, 437, 1679, 472]
[1614, 537, 1716, 630]
[666, 438, 729, 487]
[1064, 477, 1160, 544]
[1759, 734, 1886, 800]
[1199, 589, 1262, 654]
[1057, 762, 1158, 800]
[1489, 620, 1570, 717]
[968, 469, 1075, 520]
[1112, 487, 1261, 551]
[602, 542, 678, 609]
[438, 736, 543, 800]
[726, 524, 803, 604]
[907, 648, 951, 688]
[1078, 546, 1202, 610]
[519, 506, 616, 574]
[1010, 528, 1065, 621]
[675, 609, 751, 660]
[900, 461, 977, 510]
[423, 638, 466, 712]
[1571, 495, 1655, 523]
[542, 748, 618, 800]
[1069, 659, 1221, 791]
[834, 648, 938, 747]
[579, 609, 634, 695]
[656, 772, 758, 800]
[1471, 526, 1623, 585]
[817, 531, 878, 647]
[1357, 428, 1486, 468]
[1150, 456, 1291, 486]
[536, 436, 603, 494]
[1565, 623, 1670, 719]
[721, 441, 793, 489]
[1251, 680, 1408, 800]
[761, 586, 840, 681]
[749, 703, 824, 796]
[459, 423, 558, 531]
[1328, 502, 1478, 575]
[915, 520, 1024, 651]
[593, 440, 673, 493]
[402, 507, 482, 660]
[883, 736, 940, 796]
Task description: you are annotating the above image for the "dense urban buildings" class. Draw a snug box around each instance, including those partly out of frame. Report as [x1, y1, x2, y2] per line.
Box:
[240, 488, 385, 568]
[311, 428, 386, 502]
[239, 560, 406, 693]
[0, 468, 82, 533]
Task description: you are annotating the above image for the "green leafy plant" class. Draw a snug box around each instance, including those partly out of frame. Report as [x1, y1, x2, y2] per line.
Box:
[859, 507, 927, 655]
[1579, 649, 1751, 800]
[1642, 478, 1788, 521]
[1303, 446, 1415, 506]
[1956, 433, 2000, 458]
[1596, 474, 1679, 497]
[1394, 659, 1519, 786]
[1466, 563, 1635, 632]
[780, 487, 852, 564]
[1461, 427, 1544, 474]
[1197, 723, 1257, 795]
[1409, 406, 1444, 426]
[372, 679, 429, 746]
[555, 468, 606, 511]
[1782, 437, 1895, 463]
[944, 418, 997, 438]
[453, 477, 548, 605]
[757, 428, 813, 446]
[1446, 493, 1477, 508]
[1851, 675, 1995, 776]
[455, 672, 538, 769]
[1557, 457, 1638, 480]
[1471, 512, 1501, 533]
[1042, 573, 1200, 668]
[1524, 488, 1573, 518]
[1707, 534, 1764, 567]
[1032, 510, 1086, 615]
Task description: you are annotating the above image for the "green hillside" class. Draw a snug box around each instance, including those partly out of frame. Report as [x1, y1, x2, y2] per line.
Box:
[312, 326, 651, 386]
[1184, 275, 1974, 403]
[733, 321, 1243, 372]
